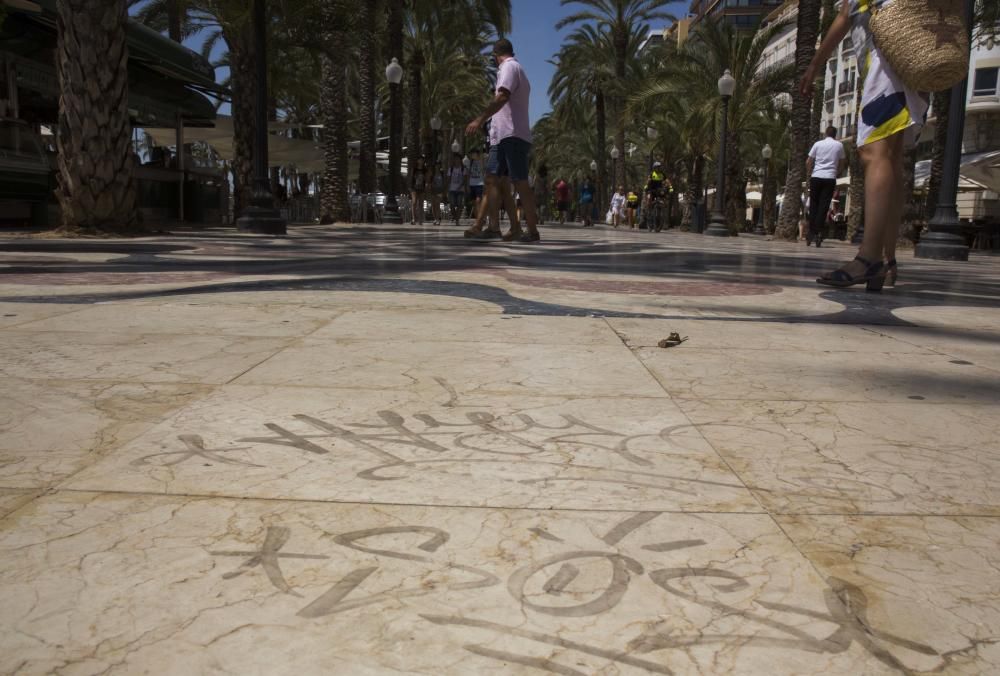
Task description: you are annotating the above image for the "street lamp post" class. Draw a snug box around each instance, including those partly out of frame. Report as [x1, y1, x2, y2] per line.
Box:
[237, 0, 286, 235]
[915, 0, 974, 260]
[383, 57, 404, 223]
[451, 138, 461, 156]
[646, 126, 657, 171]
[756, 143, 772, 235]
[704, 69, 735, 237]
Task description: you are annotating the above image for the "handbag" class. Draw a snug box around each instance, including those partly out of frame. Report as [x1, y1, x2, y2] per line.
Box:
[869, 0, 969, 93]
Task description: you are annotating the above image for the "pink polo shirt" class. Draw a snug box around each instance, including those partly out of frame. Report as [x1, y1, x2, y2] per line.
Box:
[491, 56, 532, 144]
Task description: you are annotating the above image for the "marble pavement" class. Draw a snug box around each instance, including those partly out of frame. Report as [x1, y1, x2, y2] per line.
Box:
[1, 223, 999, 675]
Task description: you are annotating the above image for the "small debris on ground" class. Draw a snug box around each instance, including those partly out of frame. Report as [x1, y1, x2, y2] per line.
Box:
[657, 332, 688, 348]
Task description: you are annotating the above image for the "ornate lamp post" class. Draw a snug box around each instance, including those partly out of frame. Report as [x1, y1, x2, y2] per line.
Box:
[915, 0, 974, 260]
[756, 143, 772, 235]
[383, 57, 404, 223]
[590, 159, 598, 173]
[237, 0, 286, 235]
[704, 69, 736, 237]
[451, 138, 461, 156]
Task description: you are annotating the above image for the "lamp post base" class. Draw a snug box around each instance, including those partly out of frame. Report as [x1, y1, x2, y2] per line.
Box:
[383, 197, 403, 224]
[915, 230, 969, 261]
[237, 206, 287, 235]
[703, 214, 731, 237]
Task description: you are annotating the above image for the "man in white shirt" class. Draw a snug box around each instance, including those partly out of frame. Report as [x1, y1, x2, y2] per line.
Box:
[805, 125, 846, 247]
[466, 39, 540, 243]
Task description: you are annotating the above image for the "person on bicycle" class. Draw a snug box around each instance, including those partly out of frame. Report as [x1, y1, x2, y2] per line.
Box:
[642, 161, 666, 229]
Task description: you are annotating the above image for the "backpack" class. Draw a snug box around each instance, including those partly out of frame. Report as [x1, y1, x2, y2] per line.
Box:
[870, 0, 969, 93]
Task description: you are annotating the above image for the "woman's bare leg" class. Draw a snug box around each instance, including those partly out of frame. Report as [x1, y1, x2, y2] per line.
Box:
[844, 133, 905, 276]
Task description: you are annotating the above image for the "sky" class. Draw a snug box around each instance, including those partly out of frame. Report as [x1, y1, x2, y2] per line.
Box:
[135, 0, 690, 127]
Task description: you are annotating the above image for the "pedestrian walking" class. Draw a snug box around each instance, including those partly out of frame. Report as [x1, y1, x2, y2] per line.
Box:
[579, 177, 595, 227]
[429, 164, 446, 225]
[805, 126, 846, 247]
[804, 0, 929, 289]
[554, 179, 570, 224]
[610, 186, 626, 228]
[466, 38, 541, 243]
[468, 148, 485, 217]
[448, 154, 466, 226]
[410, 156, 427, 225]
[625, 189, 639, 229]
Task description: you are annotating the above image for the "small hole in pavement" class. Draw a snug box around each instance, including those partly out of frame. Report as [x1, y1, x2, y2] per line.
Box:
[950, 360, 974, 366]
[908, 395, 925, 400]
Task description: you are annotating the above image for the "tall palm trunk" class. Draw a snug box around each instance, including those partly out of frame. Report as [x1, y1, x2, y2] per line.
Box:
[228, 23, 255, 218]
[319, 1, 350, 223]
[724, 129, 743, 233]
[613, 30, 627, 188]
[167, 0, 182, 42]
[776, 0, 821, 239]
[925, 88, 951, 219]
[55, 0, 138, 234]
[846, 75, 865, 238]
[357, 0, 377, 195]
[406, 48, 424, 193]
[595, 88, 607, 210]
[810, 0, 836, 139]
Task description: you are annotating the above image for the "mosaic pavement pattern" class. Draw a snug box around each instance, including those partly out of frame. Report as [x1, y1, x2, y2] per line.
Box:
[1, 222, 999, 675]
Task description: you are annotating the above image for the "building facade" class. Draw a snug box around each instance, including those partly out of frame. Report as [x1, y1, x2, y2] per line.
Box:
[690, 0, 785, 31]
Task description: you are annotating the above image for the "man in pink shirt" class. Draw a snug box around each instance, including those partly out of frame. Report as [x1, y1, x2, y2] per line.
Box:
[466, 39, 540, 243]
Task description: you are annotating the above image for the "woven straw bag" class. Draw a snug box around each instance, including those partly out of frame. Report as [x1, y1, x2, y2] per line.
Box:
[869, 0, 969, 92]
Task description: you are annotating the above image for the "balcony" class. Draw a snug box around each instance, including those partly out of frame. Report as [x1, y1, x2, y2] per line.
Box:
[838, 80, 856, 97]
[824, 87, 835, 101]
[842, 37, 854, 54]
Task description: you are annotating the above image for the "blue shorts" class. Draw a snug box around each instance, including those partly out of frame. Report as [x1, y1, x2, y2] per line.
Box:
[487, 137, 531, 182]
[469, 184, 484, 199]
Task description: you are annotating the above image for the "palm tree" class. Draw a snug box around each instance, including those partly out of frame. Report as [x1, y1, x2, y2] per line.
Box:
[404, 0, 511, 185]
[56, 0, 138, 234]
[357, 0, 378, 195]
[774, 0, 821, 239]
[631, 18, 794, 232]
[319, 0, 352, 223]
[549, 25, 615, 209]
[558, 0, 676, 188]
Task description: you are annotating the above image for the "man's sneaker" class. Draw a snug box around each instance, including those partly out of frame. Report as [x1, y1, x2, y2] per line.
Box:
[501, 229, 524, 242]
[517, 231, 541, 243]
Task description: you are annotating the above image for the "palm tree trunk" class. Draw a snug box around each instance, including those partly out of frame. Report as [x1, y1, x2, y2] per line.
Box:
[55, 0, 138, 234]
[614, 31, 627, 188]
[228, 23, 256, 219]
[319, 2, 350, 223]
[776, 0, 821, 239]
[725, 130, 743, 234]
[925, 88, 951, 219]
[406, 47, 424, 191]
[596, 89, 607, 211]
[167, 0, 182, 42]
[357, 0, 377, 196]
[810, 0, 836, 140]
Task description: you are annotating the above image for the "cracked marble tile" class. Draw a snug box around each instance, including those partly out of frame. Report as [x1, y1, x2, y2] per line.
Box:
[0, 331, 292, 384]
[636, 347, 1000, 403]
[607, 319, 933, 353]
[0, 492, 929, 675]
[311, 311, 622, 345]
[0, 488, 39, 518]
[233, 338, 666, 398]
[860, 325, 1000, 373]
[0, 303, 85, 329]
[777, 514, 1000, 674]
[6, 303, 340, 338]
[0, 379, 210, 488]
[63, 387, 755, 511]
[676, 399, 1000, 515]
